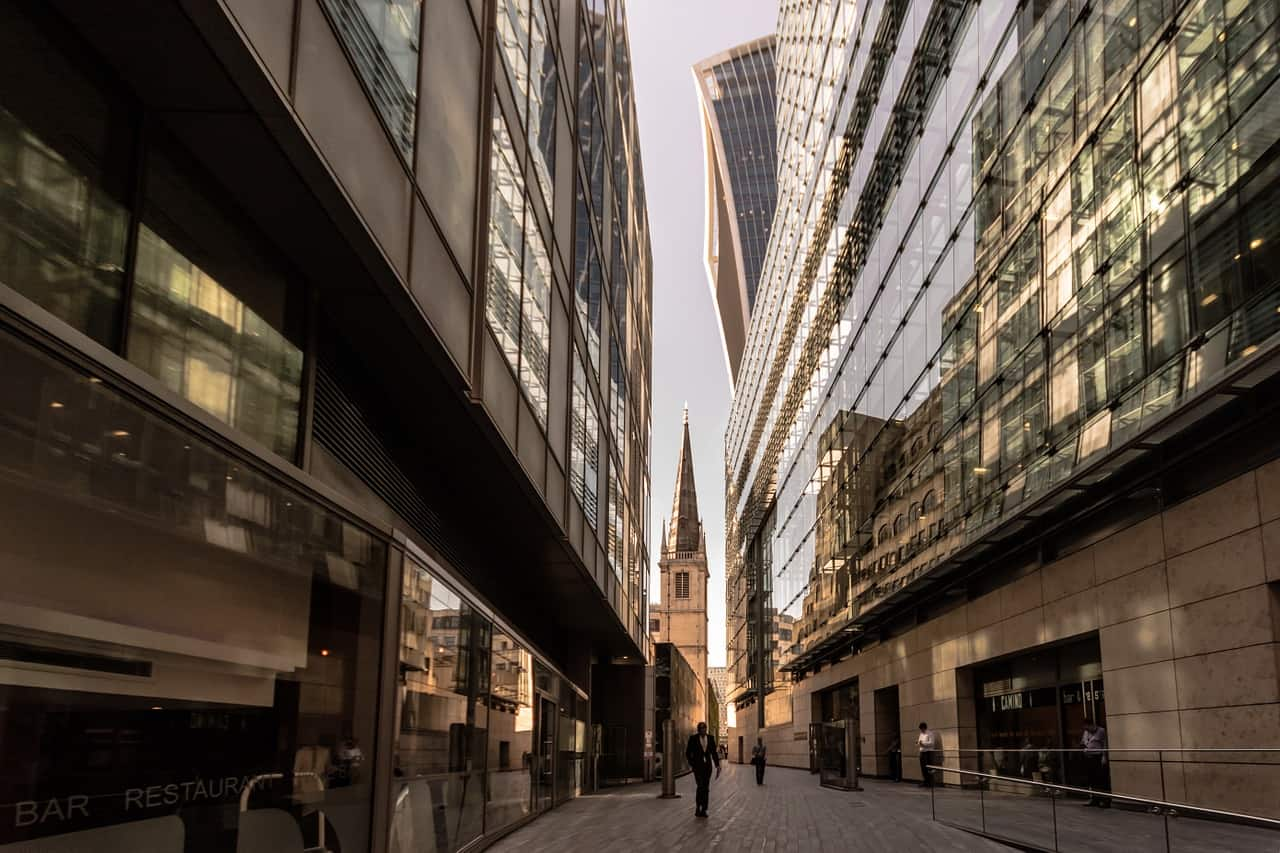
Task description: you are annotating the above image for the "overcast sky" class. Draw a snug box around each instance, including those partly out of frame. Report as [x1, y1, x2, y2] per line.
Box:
[630, 0, 777, 668]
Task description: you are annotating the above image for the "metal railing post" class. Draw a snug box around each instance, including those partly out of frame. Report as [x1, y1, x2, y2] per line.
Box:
[658, 719, 680, 799]
[930, 776, 936, 821]
[1050, 781, 1059, 852]
[979, 777, 986, 834]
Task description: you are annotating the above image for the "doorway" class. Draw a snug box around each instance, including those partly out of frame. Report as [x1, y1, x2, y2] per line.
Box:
[873, 685, 901, 781]
[737, 735, 743, 764]
[534, 696, 557, 812]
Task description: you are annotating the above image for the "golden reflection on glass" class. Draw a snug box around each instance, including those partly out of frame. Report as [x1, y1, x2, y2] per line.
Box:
[127, 225, 302, 457]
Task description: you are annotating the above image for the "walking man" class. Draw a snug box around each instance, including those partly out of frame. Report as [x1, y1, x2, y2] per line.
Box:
[750, 738, 768, 785]
[685, 721, 721, 818]
[917, 722, 941, 787]
[1081, 718, 1110, 807]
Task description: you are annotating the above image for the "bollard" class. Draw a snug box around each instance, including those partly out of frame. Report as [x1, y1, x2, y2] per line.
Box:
[658, 718, 680, 799]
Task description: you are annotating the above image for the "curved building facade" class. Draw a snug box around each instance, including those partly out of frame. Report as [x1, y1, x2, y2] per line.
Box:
[726, 0, 1280, 819]
[693, 36, 777, 388]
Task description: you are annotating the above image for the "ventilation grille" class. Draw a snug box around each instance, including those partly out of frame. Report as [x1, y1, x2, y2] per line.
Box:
[313, 363, 466, 571]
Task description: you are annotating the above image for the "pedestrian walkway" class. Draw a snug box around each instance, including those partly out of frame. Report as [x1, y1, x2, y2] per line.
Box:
[489, 762, 1005, 852]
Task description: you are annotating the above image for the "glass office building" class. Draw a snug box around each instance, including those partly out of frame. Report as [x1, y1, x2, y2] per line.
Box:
[0, 0, 651, 850]
[694, 36, 779, 386]
[727, 0, 1280, 814]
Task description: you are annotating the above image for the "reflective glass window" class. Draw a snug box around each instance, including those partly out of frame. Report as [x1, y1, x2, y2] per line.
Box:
[393, 556, 491, 853]
[484, 629, 534, 833]
[320, 0, 421, 155]
[0, 13, 132, 348]
[126, 146, 303, 459]
[0, 328, 386, 852]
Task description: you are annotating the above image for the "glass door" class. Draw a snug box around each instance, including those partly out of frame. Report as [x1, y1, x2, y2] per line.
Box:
[534, 696, 557, 812]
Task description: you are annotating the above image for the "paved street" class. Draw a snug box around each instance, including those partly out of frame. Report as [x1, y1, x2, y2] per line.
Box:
[489, 762, 1006, 852]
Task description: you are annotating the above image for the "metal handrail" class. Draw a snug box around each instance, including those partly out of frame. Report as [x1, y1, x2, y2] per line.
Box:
[926, 764, 1280, 828]
[935, 747, 1280, 753]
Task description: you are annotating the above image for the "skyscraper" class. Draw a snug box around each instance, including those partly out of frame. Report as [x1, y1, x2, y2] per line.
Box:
[693, 35, 778, 387]
[727, 0, 1280, 813]
[0, 0, 652, 848]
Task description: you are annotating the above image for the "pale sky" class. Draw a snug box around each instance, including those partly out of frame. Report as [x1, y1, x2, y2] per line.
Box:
[630, 0, 778, 668]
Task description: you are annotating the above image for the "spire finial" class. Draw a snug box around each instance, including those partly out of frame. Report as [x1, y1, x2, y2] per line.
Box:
[683, 402, 689, 425]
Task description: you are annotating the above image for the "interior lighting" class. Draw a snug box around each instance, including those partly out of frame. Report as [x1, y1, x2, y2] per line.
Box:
[320, 649, 330, 657]
[1217, 31, 1226, 42]
[1240, 345, 1258, 358]
[973, 466, 989, 474]
[87, 377, 102, 384]
[150, 706, 163, 711]
[1200, 293, 1218, 307]
[49, 401, 64, 409]
[109, 430, 129, 437]
[1250, 238, 1264, 250]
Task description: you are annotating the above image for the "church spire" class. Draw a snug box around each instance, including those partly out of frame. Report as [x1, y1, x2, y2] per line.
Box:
[667, 407, 702, 554]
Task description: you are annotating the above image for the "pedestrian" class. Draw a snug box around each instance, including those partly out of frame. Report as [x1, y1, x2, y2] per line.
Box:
[888, 735, 902, 783]
[750, 738, 767, 785]
[1080, 718, 1110, 808]
[917, 722, 941, 787]
[685, 721, 721, 818]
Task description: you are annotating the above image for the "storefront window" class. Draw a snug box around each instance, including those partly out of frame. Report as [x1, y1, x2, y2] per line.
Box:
[973, 637, 1105, 788]
[485, 629, 534, 834]
[393, 555, 490, 853]
[0, 326, 386, 852]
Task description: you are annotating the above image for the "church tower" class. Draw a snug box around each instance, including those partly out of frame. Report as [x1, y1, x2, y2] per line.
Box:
[653, 406, 710, 723]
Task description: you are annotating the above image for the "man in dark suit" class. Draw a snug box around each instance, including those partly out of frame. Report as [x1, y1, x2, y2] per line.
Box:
[685, 721, 721, 817]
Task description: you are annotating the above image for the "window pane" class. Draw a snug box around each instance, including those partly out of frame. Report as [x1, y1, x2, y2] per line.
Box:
[485, 629, 534, 834]
[320, 0, 421, 155]
[487, 110, 525, 373]
[0, 327, 385, 852]
[0, 12, 132, 348]
[395, 556, 489, 852]
[127, 149, 303, 459]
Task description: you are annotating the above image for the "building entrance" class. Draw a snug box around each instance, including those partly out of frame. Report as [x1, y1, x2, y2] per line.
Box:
[972, 637, 1106, 789]
[535, 697, 557, 812]
[873, 685, 902, 781]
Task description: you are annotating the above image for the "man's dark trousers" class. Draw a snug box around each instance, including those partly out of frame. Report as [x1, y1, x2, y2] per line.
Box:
[1085, 755, 1111, 807]
[693, 766, 712, 813]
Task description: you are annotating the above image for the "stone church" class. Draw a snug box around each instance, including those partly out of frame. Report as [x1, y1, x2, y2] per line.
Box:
[651, 406, 710, 724]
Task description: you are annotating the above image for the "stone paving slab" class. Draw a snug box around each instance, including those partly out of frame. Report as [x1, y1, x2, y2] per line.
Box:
[489, 762, 1008, 852]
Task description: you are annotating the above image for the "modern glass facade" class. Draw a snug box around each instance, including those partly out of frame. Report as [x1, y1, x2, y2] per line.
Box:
[694, 36, 778, 385]
[727, 0, 1280, 725]
[0, 0, 652, 849]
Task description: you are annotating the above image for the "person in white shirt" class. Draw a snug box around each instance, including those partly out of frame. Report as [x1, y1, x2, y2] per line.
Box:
[1080, 718, 1110, 807]
[917, 722, 941, 787]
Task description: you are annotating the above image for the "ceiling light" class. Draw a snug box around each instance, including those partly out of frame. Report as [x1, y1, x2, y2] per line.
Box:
[49, 401, 64, 409]
[1200, 293, 1218, 307]
[87, 377, 102, 384]
[109, 430, 129, 437]
[973, 466, 989, 474]
[1240, 345, 1258, 358]
[151, 706, 163, 711]
[320, 649, 330, 657]
[1250, 237, 1264, 250]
